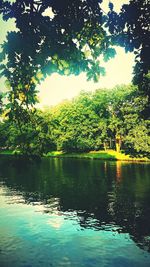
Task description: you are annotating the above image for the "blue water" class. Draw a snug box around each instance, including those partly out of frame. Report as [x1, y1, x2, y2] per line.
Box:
[0, 157, 150, 266]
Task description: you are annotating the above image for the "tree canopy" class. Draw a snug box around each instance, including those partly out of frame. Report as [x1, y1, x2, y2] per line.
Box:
[0, 0, 149, 116]
[107, 0, 150, 99]
[0, 0, 109, 115]
[0, 84, 149, 157]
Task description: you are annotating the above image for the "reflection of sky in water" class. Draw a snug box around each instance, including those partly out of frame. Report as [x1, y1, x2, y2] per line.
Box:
[0, 184, 150, 267]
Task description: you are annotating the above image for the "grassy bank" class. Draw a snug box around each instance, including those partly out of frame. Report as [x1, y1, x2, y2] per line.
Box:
[0, 149, 22, 155]
[46, 150, 150, 162]
[0, 149, 149, 162]
[0, 150, 15, 155]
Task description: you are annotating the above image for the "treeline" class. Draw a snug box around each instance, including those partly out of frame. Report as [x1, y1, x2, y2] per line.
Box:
[0, 84, 150, 157]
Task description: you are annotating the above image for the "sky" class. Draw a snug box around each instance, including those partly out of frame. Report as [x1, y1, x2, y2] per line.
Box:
[37, 47, 134, 107]
[0, 0, 134, 108]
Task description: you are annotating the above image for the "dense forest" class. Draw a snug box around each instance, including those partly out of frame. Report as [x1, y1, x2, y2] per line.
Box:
[0, 84, 149, 158]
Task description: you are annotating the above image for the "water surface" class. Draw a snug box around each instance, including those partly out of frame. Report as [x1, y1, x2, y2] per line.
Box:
[0, 157, 150, 267]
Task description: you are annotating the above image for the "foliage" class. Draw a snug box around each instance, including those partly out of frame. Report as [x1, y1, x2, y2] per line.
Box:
[0, 0, 113, 117]
[0, 0, 149, 119]
[0, 109, 56, 156]
[1, 84, 149, 157]
[125, 120, 150, 158]
[107, 0, 150, 101]
[49, 92, 111, 152]
[42, 85, 149, 156]
[0, 92, 5, 114]
[0, 120, 9, 147]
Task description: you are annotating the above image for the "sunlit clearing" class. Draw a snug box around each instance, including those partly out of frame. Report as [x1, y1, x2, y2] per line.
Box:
[37, 47, 135, 108]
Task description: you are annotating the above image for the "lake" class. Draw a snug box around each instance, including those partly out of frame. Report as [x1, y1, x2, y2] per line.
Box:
[0, 156, 150, 267]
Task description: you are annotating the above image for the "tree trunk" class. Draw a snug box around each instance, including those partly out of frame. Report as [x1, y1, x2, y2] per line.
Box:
[109, 137, 112, 149]
[115, 134, 121, 153]
[103, 141, 107, 151]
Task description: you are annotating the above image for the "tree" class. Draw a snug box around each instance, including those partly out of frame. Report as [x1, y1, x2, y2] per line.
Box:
[47, 91, 111, 152]
[49, 98, 95, 152]
[0, 0, 150, 115]
[107, 85, 136, 152]
[0, 109, 56, 156]
[0, 93, 3, 114]
[0, 0, 117, 118]
[125, 121, 150, 158]
[0, 120, 9, 149]
[1, 84, 149, 156]
[121, 95, 150, 157]
[107, 0, 150, 102]
[91, 89, 110, 149]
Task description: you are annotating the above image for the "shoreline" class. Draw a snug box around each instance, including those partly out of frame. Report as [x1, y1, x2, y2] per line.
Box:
[0, 150, 149, 162]
[45, 150, 150, 162]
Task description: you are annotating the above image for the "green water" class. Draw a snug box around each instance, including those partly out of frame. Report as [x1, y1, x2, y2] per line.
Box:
[0, 157, 150, 267]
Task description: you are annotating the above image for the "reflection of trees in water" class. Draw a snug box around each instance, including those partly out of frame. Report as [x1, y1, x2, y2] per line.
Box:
[0, 157, 150, 252]
[116, 161, 122, 183]
[74, 163, 150, 252]
[112, 192, 150, 252]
